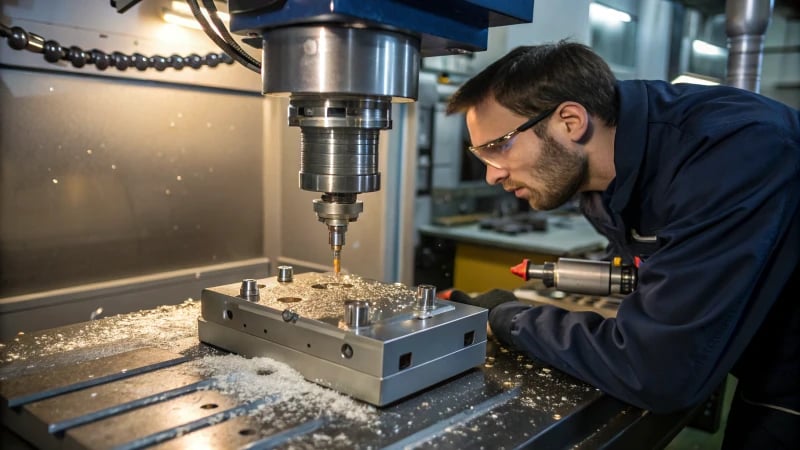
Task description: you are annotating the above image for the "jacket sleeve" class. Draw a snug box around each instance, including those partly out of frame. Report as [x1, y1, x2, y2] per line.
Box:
[489, 120, 800, 414]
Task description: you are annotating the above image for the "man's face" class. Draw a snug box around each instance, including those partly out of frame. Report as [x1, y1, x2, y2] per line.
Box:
[465, 97, 588, 211]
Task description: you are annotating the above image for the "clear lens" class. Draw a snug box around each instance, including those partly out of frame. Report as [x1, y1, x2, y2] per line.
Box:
[469, 134, 516, 168]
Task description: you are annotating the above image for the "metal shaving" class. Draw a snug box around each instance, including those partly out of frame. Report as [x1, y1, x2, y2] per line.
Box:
[193, 353, 378, 430]
[1, 299, 203, 373]
[252, 272, 417, 322]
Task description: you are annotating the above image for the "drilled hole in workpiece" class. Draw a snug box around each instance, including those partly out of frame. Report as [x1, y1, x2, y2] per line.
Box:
[277, 297, 302, 303]
[341, 343, 353, 359]
[200, 403, 218, 409]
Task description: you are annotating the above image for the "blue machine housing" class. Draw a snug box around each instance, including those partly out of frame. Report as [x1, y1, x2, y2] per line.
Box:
[228, 0, 535, 56]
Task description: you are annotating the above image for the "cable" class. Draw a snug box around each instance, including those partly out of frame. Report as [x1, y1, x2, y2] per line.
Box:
[185, 0, 260, 73]
[201, 0, 260, 69]
[2, 1, 265, 74]
[1, 22, 235, 71]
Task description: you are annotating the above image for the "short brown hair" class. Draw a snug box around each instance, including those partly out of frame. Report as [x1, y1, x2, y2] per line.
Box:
[447, 40, 618, 127]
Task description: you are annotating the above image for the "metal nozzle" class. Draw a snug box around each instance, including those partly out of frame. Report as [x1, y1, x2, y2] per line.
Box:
[513, 258, 638, 296]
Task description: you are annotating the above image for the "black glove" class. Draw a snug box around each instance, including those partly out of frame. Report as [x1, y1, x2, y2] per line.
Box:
[447, 289, 517, 311]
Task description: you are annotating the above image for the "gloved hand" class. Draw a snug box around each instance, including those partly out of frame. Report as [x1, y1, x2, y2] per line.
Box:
[442, 288, 518, 312]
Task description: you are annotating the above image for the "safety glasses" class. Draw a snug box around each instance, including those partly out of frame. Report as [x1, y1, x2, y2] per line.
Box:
[468, 107, 556, 169]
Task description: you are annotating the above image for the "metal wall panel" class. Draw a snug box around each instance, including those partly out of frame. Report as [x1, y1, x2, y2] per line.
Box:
[0, 0, 268, 305]
[0, 68, 265, 296]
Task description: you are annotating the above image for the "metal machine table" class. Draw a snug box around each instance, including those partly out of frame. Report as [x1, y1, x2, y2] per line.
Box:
[1, 299, 698, 449]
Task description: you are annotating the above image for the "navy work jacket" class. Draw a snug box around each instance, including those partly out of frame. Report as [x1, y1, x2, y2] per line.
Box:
[490, 80, 800, 414]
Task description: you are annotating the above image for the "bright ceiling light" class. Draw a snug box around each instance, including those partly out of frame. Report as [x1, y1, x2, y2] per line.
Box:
[164, 1, 230, 31]
[692, 39, 727, 57]
[671, 73, 721, 86]
[162, 11, 202, 30]
[170, 1, 230, 22]
[590, 3, 632, 23]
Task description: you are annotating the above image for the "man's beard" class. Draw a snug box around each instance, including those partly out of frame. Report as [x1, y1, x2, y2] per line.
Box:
[525, 131, 588, 210]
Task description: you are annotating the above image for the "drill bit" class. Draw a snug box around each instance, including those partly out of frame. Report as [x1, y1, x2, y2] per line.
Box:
[328, 224, 345, 276]
[333, 245, 342, 275]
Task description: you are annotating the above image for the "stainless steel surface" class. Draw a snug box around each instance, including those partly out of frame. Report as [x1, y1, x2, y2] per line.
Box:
[294, 102, 387, 194]
[1, 300, 696, 449]
[0, 69, 265, 299]
[526, 258, 638, 296]
[556, 258, 617, 295]
[725, 0, 775, 92]
[197, 272, 486, 406]
[262, 25, 419, 100]
[526, 263, 550, 280]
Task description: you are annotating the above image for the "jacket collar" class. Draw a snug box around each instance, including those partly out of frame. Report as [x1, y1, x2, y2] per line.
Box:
[608, 80, 649, 214]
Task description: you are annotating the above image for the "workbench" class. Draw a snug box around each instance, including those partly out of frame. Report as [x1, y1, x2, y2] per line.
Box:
[1, 299, 698, 449]
[417, 214, 609, 292]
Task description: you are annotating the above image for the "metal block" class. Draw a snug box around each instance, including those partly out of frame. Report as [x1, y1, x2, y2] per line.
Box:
[198, 272, 487, 406]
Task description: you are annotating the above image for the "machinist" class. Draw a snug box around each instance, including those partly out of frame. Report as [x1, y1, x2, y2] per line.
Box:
[445, 41, 799, 449]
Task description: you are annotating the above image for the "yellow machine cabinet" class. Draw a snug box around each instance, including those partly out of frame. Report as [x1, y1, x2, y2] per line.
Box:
[453, 242, 552, 293]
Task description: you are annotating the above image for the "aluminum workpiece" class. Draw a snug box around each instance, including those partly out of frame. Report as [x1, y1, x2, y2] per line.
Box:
[1, 293, 697, 449]
[197, 272, 488, 406]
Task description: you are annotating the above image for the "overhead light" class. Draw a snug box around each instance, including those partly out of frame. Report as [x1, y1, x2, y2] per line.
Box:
[589, 3, 632, 23]
[692, 39, 727, 57]
[162, 11, 202, 30]
[671, 73, 720, 86]
[170, 1, 230, 22]
[162, 1, 230, 30]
